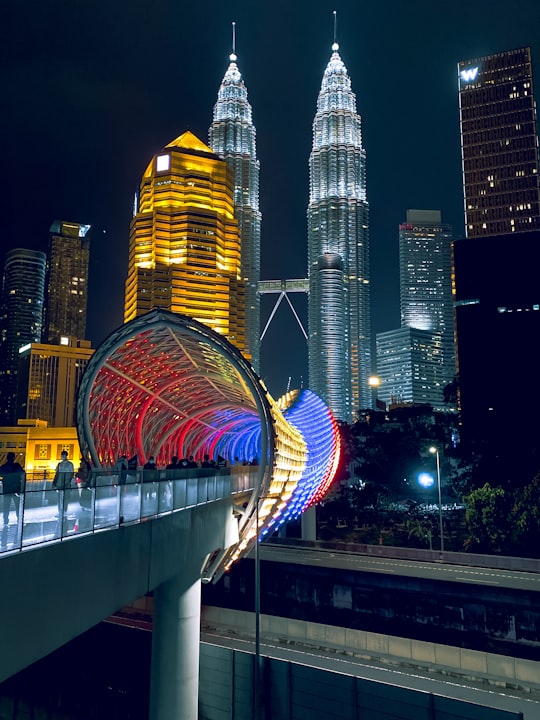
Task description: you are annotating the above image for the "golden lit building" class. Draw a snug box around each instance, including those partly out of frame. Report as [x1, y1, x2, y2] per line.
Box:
[0, 420, 80, 480]
[125, 131, 248, 358]
[17, 337, 94, 428]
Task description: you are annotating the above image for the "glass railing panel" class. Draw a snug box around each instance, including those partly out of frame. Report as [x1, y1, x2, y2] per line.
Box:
[119, 484, 141, 523]
[158, 481, 173, 515]
[21, 487, 62, 546]
[141, 482, 159, 518]
[203, 476, 214, 502]
[173, 478, 186, 509]
[186, 477, 198, 506]
[222, 475, 231, 497]
[94, 485, 119, 529]
[70, 497, 96, 536]
[196, 477, 208, 504]
[0, 493, 23, 552]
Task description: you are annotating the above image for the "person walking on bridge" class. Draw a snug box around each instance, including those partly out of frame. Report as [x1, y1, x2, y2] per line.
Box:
[0, 452, 24, 526]
[52, 450, 75, 517]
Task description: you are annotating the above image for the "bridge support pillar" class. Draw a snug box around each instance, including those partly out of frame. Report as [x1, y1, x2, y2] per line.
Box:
[301, 505, 317, 541]
[149, 571, 202, 720]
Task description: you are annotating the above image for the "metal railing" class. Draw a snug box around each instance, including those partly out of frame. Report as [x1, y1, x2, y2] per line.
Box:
[0, 466, 256, 555]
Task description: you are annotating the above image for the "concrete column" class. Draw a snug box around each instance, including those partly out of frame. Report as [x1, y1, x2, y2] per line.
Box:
[149, 572, 202, 720]
[301, 505, 317, 542]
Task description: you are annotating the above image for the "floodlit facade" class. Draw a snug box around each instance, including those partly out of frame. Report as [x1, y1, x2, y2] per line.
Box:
[399, 210, 455, 401]
[0, 248, 46, 425]
[125, 131, 248, 358]
[17, 338, 93, 427]
[0, 420, 79, 477]
[44, 221, 90, 343]
[308, 42, 370, 421]
[376, 327, 445, 410]
[77, 309, 340, 580]
[458, 47, 540, 238]
[374, 211, 454, 412]
[209, 49, 261, 372]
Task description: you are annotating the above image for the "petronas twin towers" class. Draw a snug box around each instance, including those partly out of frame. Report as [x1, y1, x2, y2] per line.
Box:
[209, 50, 262, 371]
[209, 39, 370, 422]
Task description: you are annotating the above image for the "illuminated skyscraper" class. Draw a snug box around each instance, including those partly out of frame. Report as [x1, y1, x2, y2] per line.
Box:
[209, 42, 261, 372]
[400, 210, 454, 394]
[125, 131, 247, 356]
[458, 47, 540, 238]
[44, 221, 91, 343]
[0, 248, 46, 424]
[308, 41, 370, 421]
[376, 327, 445, 409]
[17, 338, 93, 427]
[375, 211, 454, 412]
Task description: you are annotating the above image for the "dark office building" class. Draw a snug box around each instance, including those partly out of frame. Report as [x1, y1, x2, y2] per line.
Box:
[453, 230, 540, 453]
[458, 47, 540, 238]
[0, 248, 46, 425]
[44, 221, 90, 343]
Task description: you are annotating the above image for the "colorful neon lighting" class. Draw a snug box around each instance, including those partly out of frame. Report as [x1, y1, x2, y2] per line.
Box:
[77, 310, 340, 580]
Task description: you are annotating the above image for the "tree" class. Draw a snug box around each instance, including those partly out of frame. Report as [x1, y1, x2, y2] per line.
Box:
[510, 472, 540, 557]
[406, 516, 433, 549]
[463, 483, 512, 553]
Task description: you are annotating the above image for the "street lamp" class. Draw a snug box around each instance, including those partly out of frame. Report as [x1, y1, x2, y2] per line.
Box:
[368, 375, 381, 410]
[429, 446, 444, 553]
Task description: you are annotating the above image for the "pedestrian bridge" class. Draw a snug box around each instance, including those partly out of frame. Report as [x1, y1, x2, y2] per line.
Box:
[0, 465, 253, 555]
[0, 467, 253, 685]
[0, 310, 341, 719]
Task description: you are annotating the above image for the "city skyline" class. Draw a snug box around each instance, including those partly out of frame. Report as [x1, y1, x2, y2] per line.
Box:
[3, 1, 540, 400]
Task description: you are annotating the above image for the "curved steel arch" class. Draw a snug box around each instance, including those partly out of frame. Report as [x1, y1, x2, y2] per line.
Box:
[77, 310, 340, 579]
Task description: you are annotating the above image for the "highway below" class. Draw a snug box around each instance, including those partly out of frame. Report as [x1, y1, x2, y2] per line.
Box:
[258, 543, 540, 593]
[202, 627, 540, 720]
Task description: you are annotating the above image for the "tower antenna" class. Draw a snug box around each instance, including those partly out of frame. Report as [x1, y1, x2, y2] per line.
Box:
[333, 10, 337, 44]
[232, 21, 236, 56]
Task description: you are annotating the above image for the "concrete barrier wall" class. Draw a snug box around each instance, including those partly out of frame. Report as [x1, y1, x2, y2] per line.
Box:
[202, 605, 540, 692]
[199, 640, 523, 720]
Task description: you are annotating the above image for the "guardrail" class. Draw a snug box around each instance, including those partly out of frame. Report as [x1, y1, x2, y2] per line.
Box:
[0, 466, 256, 555]
[267, 537, 540, 574]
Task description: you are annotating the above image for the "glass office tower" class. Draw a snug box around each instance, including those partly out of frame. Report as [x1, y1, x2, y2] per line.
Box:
[375, 211, 454, 413]
[44, 221, 91, 343]
[307, 42, 370, 421]
[399, 210, 455, 398]
[0, 248, 46, 424]
[376, 327, 445, 409]
[458, 47, 540, 238]
[125, 131, 247, 357]
[209, 49, 261, 372]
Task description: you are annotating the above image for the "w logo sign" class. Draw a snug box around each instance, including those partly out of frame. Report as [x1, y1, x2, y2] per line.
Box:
[460, 67, 479, 82]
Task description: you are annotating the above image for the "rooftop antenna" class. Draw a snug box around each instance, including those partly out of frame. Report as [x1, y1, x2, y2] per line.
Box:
[230, 21, 237, 61]
[332, 10, 339, 51]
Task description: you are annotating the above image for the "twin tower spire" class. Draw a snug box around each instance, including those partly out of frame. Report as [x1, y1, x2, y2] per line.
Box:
[209, 26, 370, 421]
[127, 24, 369, 423]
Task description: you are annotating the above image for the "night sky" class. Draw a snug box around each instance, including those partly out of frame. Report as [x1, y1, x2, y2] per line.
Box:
[2, 1, 540, 399]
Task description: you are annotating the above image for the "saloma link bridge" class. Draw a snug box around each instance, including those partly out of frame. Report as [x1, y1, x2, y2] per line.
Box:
[0, 309, 341, 720]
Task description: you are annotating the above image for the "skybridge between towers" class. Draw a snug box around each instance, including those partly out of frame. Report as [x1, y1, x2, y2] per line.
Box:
[258, 278, 309, 343]
[0, 309, 340, 720]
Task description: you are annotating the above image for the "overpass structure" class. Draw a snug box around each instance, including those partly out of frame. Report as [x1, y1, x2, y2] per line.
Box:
[0, 309, 340, 719]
